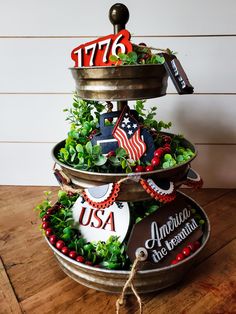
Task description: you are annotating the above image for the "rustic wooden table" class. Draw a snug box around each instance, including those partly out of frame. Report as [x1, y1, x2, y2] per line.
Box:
[0, 186, 235, 314]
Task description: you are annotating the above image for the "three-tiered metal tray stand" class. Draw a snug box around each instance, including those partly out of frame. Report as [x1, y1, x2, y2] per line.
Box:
[49, 3, 210, 293]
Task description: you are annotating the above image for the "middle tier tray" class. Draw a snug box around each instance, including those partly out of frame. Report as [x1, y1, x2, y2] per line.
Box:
[52, 133, 196, 201]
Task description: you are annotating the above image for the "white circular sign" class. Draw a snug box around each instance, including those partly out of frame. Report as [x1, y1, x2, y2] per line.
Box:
[72, 196, 130, 243]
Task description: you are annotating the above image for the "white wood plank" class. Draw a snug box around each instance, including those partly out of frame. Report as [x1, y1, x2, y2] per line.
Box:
[0, 37, 235, 93]
[141, 36, 236, 94]
[1, 94, 236, 144]
[0, 143, 235, 187]
[137, 95, 236, 144]
[0, 94, 70, 142]
[1, 0, 235, 36]
[0, 143, 58, 186]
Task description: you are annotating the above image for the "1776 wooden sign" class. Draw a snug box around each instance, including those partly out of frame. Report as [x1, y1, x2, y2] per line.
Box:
[71, 30, 132, 67]
[127, 194, 203, 269]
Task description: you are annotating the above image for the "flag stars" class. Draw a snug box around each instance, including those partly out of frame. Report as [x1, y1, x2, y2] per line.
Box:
[127, 124, 131, 129]
[121, 123, 125, 128]
[128, 130, 133, 135]
[133, 123, 137, 129]
[123, 117, 130, 125]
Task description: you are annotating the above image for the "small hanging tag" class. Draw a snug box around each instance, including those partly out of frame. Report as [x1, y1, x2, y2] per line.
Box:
[140, 178, 176, 203]
[161, 53, 194, 95]
[127, 194, 203, 270]
[184, 168, 203, 189]
[72, 196, 130, 243]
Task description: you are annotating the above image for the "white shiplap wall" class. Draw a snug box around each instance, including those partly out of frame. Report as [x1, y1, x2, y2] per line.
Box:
[0, 0, 236, 187]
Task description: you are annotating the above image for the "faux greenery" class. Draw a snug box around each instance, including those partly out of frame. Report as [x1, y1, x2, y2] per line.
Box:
[109, 44, 166, 65]
[35, 190, 204, 270]
[58, 95, 194, 173]
[134, 99, 172, 132]
[35, 190, 167, 270]
[35, 191, 132, 269]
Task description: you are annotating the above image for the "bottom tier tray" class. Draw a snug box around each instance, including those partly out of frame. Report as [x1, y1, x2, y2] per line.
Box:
[45, 191, 210, 294]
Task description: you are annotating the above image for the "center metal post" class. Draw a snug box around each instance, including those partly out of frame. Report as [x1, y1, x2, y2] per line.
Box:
[109, 3, 130, 111]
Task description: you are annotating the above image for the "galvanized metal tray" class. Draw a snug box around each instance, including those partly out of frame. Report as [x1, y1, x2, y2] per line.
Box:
[45, 191, 210, 294]
[70, 64, 168, 101]
[52, 133, 196, 201]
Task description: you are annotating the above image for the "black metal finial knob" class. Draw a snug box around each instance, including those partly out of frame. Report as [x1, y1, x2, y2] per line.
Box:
[109, 3, 129, 34]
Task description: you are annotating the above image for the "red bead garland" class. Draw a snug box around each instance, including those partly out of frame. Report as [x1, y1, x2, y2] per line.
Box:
[170, 241, 201, 266]
[42, 202, 94, 267]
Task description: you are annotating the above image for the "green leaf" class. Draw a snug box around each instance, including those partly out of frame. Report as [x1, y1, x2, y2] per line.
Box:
[81, 128, 88, 136]
[176, 155, 184, 163]
[116, 147, 127, 158]
[125, 167, 132, 173]
[85, 141, 93, 155]
[109, 55, 118, 62]
[164, 154, 172, 161]
[127, 51, 137, 62]
[63, 227, 71, 235]
[78, 156, 84, 164]
[147, 205, 158, 214]
[92, 145, 101, 155]
[118, 53, 127, 61]
[59, 148, 69, 161]
[94, 155, 107, 166]
[69, 145, 76, 154]
[109, 156, 120, 166]
[162, 161, 171, 169]
[68, 130, 80, 139]
[121, 159, 126, 169]
[72, 102, 79, 108]
[87, 158, 92, 168]
[58, 190, 67, 200]
[71, 152, 77, 163]
[61, 233, 71, 240]
[76, 144, 84, 153]
[83, 121, 91, 131]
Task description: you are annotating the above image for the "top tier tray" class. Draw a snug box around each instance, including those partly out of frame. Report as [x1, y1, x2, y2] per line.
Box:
[70, 64, 168, 101]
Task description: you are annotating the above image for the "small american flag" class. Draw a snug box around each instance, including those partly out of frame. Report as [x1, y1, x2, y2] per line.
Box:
[112, 106, 146, 160]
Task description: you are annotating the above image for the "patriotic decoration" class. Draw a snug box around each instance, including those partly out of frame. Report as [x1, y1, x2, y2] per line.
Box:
[112, 105, 146, 160]
[71, 30, 132, 67]
[184, 168, 203, 189]
[82, 183, 121, 209]
[140, 178, 176, 203]
[72, 196, 130, 243]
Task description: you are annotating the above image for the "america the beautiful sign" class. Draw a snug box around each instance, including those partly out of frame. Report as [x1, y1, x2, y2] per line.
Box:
[127, 194, 203, 269]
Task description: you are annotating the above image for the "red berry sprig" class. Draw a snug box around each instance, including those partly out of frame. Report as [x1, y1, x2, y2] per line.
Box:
[131, 135, 175, 173]
[41, 204, 93, 267]
[170, 241, 201, 265]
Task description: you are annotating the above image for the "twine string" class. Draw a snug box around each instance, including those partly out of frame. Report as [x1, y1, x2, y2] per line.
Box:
[60, 182, 84, 194]
[53, 164, 83, 194]
[132, 43, 169, 53]
[116, 255, 143, 314]
[117, 177, 131, 185]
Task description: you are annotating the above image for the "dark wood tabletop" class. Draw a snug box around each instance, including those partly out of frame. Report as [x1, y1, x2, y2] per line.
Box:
[0, 186, 235, 314]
